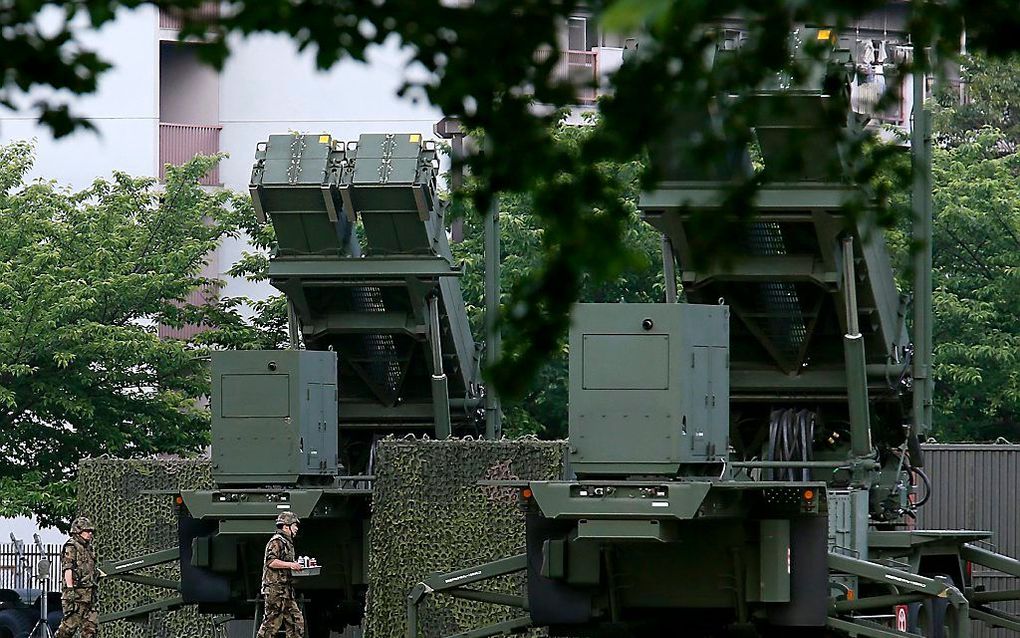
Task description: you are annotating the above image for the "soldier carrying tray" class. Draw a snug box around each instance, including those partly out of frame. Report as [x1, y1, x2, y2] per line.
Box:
[256, 511, 305, 638]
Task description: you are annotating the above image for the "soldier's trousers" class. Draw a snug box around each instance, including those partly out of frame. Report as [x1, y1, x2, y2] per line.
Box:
[56, 589, 97, 638]
[256, 589, 305, 638]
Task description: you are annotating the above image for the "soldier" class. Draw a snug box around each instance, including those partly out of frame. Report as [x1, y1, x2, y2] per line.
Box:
[256, 511, 305, 638]
[56, 516, 98, 638]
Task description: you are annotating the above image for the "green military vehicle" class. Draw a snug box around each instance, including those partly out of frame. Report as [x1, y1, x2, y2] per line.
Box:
[408, 26, 1020, 638]
[100, 133, 487, 636]
[96, 21, 1020, 638]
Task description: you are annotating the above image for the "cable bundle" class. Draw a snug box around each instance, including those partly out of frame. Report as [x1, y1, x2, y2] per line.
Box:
[766, 408, 816, 481]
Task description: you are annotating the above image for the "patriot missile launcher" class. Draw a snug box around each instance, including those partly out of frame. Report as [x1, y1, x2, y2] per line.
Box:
[410, 27, 1020, 638]
[100, 133, 486, 636]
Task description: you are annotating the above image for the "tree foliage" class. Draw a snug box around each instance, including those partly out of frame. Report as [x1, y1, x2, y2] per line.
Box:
[453, 121, 662, 437]
[929, 130, 1020, 441]
[934, 53, 1020, 151]
[0, 142, 248, 528]
[4, 1, 1020, 448]
[195, 192, 291, 353]
[5, 0, 1018, 399]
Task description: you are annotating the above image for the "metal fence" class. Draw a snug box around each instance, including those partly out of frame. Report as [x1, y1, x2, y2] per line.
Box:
[158, 122, 222, 186]
[0, 543, 63, 592]
[917, 443, 1020, 638]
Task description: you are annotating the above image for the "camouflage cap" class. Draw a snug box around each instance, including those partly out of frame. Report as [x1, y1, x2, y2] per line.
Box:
[275, 511, 300, 527]
[71, 516, 95, 534]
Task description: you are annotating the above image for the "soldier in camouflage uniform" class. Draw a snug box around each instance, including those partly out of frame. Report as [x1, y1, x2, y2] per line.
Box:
[56, 516, 98, 638]
[256, 511, 305, 638]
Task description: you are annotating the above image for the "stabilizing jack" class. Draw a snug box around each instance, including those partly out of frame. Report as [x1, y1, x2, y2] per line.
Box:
[406, 554, 531, 638]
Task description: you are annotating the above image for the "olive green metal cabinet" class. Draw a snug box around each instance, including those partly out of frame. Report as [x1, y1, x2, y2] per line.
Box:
[568, 303, 729, 477]
[211, 350, 338, 485]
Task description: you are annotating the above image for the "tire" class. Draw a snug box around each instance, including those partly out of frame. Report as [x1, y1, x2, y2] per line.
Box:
[916, 599, 937, 638]
[46, 610, 62, 633]
[926, 599, 950, 638]
[938, 598, 961, 638]
[0, 609, 33, 638]
[922, 574, 960, 638]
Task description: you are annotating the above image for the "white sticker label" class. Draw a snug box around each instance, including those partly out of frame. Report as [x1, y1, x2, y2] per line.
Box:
[277, 504, 289, 509]
[444, 570, 482, 585]
[885, 574, 929, 588]
[652, 501, 669, 508]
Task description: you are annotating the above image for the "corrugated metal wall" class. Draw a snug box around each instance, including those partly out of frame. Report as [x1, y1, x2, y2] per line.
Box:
[917, 444, 1020, 637]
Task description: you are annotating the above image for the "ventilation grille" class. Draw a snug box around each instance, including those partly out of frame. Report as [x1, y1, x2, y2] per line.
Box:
[747, 222, 807, 363]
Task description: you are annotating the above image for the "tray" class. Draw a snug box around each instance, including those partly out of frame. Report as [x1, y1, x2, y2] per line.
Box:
[291, 566, 321, 577]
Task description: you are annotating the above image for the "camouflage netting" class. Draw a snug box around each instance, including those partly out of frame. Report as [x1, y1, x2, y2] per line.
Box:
[364, 437, 566, 638]
[77, 458, 215, 638]
[78, 438, 566, 638]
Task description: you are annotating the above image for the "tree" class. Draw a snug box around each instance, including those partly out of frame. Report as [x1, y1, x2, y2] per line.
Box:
[194, 191, 291, 353]
[0, 141, 248, 528]
[452, 120, 663, 436]
[889, 53, 1020, 442]
[4, 0, 1016, 400]
[934, 53, 1020, 151]
[928, 129, 1020, 441]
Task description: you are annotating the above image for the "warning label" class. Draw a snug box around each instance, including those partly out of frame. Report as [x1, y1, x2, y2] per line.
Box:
[894, 605, 909, 632]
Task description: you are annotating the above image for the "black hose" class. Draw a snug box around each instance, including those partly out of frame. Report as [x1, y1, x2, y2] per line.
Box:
[781, 409, 793, 480]
[911, 465, 932, 507]
[767, 408, 782, 480]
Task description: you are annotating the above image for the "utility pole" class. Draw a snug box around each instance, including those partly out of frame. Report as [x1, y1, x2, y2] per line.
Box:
[434, 117, 501, 438]
[434, 117, 466, 243]
[484, 195, 502, 439]
[911, 64, 934, 449]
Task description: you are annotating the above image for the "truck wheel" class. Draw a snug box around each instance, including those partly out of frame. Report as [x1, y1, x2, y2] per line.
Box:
[46, 610, 62, 632]
[921, 575, 961, 638]
[937, 598, 961, 638]
[916, 599, 936, 638]
[0, 609, 33, 638]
